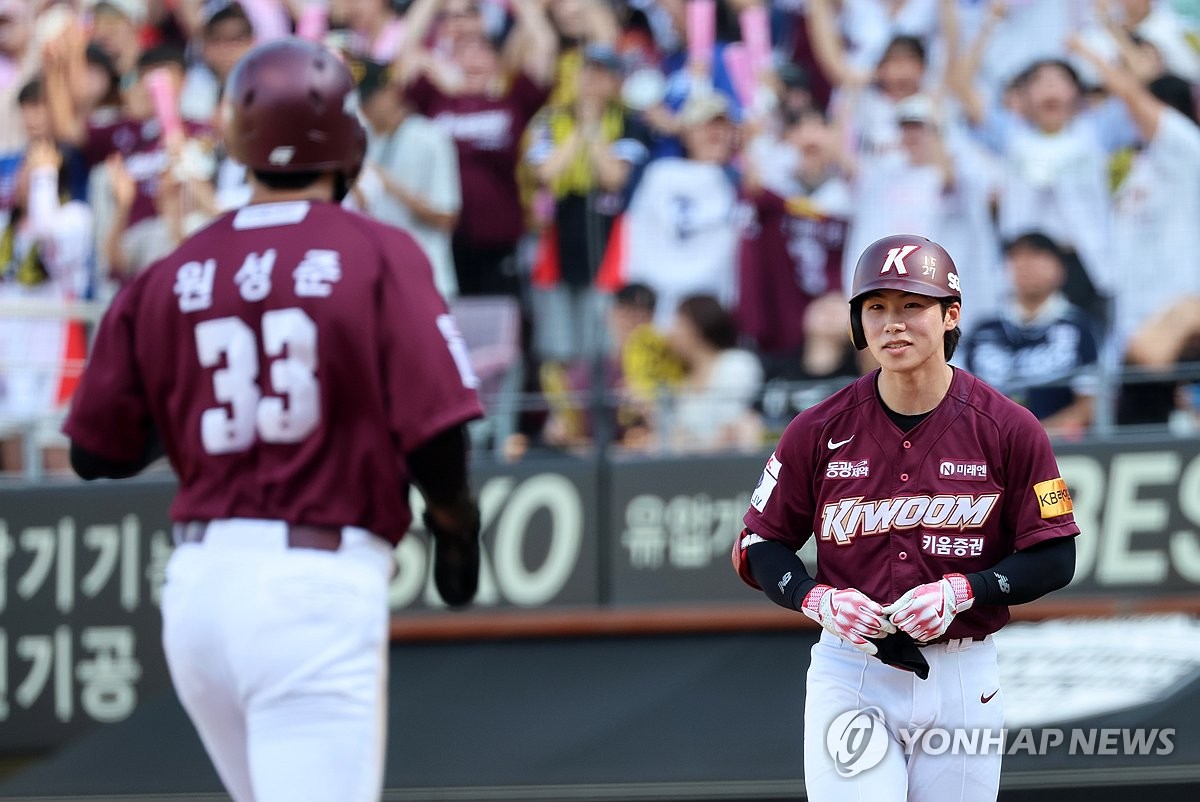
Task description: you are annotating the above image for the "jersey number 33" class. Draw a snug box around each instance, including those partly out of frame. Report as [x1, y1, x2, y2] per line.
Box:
[195, 308, 320, 455]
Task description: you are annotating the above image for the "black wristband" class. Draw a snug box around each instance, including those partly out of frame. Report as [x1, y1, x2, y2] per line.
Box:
[746, 539, 818, 612]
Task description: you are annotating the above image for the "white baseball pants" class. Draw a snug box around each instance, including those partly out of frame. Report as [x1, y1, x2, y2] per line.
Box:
[161, 519, 393, 802]
[804, 630, 1004, 802]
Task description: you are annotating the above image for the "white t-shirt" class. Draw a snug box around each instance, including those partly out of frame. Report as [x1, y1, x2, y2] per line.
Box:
[966, 0, 1089, 97]
[839, 0, 940, 74]
[180, 64, 220, 125]
[0, 168, 93, 425]
[670, 349, 764, 451]
[625, 158, 740, 329]
[978, 103, 1133, 296]
[357, 114, 462, 300]
[1111, 108, 1200, 353]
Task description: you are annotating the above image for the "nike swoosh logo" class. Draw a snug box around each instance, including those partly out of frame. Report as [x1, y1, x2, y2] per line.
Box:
[981, 690, 999, 704]
[827, 435, 855, 450]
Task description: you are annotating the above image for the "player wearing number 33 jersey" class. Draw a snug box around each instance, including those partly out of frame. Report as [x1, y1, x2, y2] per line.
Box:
[733, 234, 1079, 802]
[63, 39, 484, 802]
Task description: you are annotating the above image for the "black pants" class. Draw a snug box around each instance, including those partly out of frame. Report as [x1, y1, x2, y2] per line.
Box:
[452, 240, 522, 298]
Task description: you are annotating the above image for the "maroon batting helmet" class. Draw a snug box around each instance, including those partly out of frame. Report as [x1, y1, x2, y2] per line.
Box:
[225, 37, 366, 189]
[848, 234, 961, 351]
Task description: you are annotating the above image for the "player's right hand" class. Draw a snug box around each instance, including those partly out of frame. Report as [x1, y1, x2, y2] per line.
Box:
[800, 585, 897, 655]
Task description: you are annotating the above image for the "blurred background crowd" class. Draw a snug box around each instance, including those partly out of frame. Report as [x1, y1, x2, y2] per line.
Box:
[2, 0, 1200, 475]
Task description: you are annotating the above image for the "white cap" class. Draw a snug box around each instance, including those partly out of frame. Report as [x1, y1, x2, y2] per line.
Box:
[894, 94, 935, 126]
[89, 0, 149, 25]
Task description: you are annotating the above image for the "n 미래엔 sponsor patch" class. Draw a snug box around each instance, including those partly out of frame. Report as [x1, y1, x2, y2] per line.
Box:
[1033, 477, 1073, 518]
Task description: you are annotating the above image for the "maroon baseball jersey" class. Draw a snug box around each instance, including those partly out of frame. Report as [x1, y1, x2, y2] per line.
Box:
[83, 117, 210, 228]
[406, 72, 550, 248]
[740, 368, 1079, 638]
[735, 190, 847, 354]
[64, 201, 484, 543]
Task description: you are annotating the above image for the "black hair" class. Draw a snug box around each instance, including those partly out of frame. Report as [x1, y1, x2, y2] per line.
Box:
[251, 170, 323, 190]
[204, 2, 253, 35]
[1016, 58, 1084, 94]
[17, 79, 43, 106]
[1148, 75, 1197, 126]
[137, 45, 187, 74]
[939, 297, 961, 361]
[785, 106, 828, 128]
[677, 294, 738, 352]
[881, 35, 927, 66]
[614, 282, 657, 313]
[1003, 231, 1064, 262]
[86, 43, 121, 97]
[251, 170, 352, 202]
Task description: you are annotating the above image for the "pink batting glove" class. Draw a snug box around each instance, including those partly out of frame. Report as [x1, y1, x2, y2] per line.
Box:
[801, 585, 897, 655]
[883, 574, 975, 643]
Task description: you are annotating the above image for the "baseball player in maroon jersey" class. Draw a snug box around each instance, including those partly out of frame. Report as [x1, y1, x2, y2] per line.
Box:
[733, 234, 1078, 800]
[63, 39, 484, 802]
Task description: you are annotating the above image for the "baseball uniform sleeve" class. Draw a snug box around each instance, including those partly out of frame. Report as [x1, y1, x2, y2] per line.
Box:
[63, 282, 153, 463]
[1001, 406, 1081, 550]
[373, 228, 484, 454]
[742, 414, 819, 551]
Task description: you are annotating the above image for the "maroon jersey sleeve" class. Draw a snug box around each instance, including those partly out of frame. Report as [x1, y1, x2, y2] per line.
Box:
[743, 412, 820, 551]
[62, 282, 153, 462]
[1000, 405, 1080, 550]
[372, 225, 484, 452]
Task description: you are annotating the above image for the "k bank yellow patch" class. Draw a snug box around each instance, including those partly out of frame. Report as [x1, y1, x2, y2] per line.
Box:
[1033, 478, 1073, 518]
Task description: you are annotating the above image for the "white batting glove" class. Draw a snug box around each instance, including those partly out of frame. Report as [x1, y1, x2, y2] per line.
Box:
[882, 574, 975, 643]
[801, 585, 897, 655]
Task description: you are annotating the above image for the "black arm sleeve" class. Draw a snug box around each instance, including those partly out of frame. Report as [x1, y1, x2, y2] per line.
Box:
[966, 536, 1076, 606]
[69, 426, 164, 481]
[406, 424, 472, 507]
[746, 539, 819, 612]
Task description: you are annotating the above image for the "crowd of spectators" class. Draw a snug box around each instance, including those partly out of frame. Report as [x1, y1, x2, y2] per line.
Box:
[2, 0, 1200, 472]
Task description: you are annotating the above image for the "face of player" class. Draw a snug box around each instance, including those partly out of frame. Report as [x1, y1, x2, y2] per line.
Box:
[1024, 64, 1079, 133]
[860, 290, 958, 373]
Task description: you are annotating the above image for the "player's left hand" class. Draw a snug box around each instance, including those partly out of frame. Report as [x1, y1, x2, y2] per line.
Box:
[882, 574, 974, 642]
